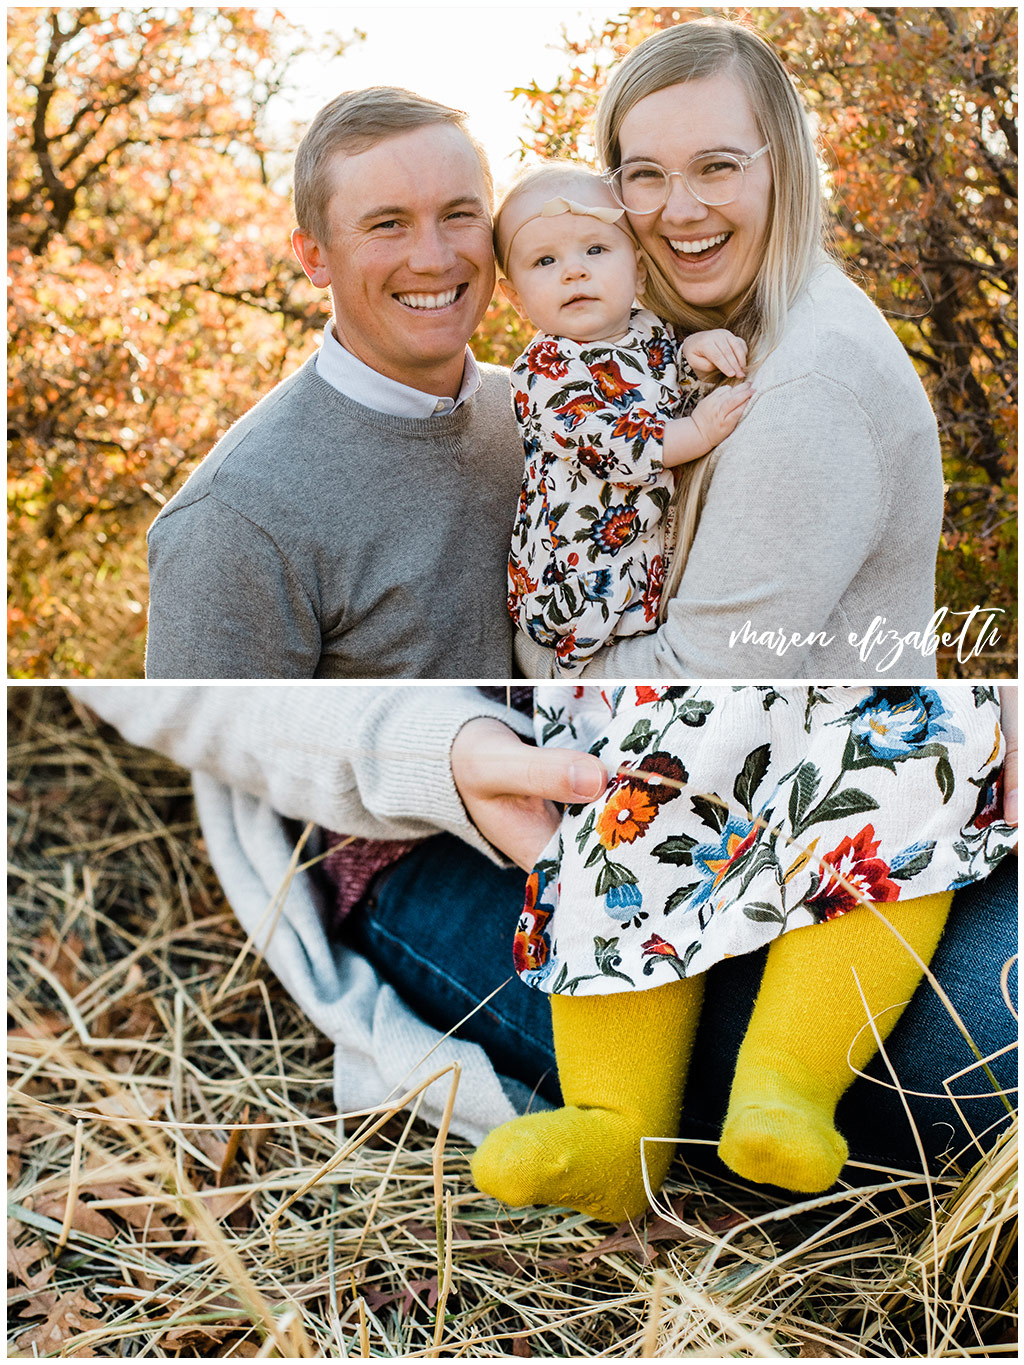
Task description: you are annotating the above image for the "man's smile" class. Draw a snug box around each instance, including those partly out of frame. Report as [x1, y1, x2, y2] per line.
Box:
[394, 283, 469, 311]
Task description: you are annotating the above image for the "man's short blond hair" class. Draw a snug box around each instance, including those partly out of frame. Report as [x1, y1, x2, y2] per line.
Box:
[294, 86, 493, 244]
[493, 162, 621, 275]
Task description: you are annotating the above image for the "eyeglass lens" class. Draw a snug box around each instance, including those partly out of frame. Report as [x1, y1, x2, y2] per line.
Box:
[616, 154, 748, 210]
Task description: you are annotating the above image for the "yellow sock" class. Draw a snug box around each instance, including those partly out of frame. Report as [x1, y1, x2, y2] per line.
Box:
[471, 977, 703, 1222]
[719, 891, 953, 1192]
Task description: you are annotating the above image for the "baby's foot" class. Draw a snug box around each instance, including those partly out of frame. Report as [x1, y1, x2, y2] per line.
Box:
[471, 1106, 673, 1223]
[718, 1096, 848, 1193]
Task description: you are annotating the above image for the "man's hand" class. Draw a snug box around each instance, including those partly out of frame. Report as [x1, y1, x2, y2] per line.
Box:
[682, 328, 748, 379]
[451, 717, 607, 870]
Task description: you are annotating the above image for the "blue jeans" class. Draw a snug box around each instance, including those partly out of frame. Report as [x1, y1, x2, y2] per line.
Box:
[341, 836, 1018, 1178]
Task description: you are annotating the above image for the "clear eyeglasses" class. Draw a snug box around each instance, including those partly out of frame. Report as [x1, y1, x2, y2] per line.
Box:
[605, 145, 770, 213]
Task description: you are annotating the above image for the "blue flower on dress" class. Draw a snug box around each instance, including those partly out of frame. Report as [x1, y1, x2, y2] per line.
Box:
[604, 882, 643, 919]
[849, 689, 965, 760]
[581, 567, 614, 601]
[687, 815, 757, 911]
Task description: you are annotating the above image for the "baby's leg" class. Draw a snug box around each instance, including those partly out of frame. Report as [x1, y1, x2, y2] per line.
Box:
[472, 976, 703, 1222]
[719, 891, 953, 1192]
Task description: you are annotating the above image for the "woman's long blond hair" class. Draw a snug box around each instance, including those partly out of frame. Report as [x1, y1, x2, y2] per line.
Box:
[594, 18, 828, 609]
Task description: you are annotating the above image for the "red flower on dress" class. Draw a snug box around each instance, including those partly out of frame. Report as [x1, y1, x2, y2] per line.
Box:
[641, 933, 679, 959]
[590, 504, 639, 554]
[806, 824, 901, 919]
[642, 554, 665, 622]
[513, 870, 552, 973]
[527, 338, 570, 379]
[554, 393, 606, 431]
[609, 408, 664, 443]
[588, 358, 643, 406]
[634, 686, 666, 705]
[513, 389, 530, 421]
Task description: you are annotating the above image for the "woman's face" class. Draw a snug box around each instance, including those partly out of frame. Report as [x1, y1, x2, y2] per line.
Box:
[616, 72, 773, 317]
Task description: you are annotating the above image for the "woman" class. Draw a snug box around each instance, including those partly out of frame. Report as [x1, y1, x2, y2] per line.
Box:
[519, 18, 943, 680]
[71, 684, 1018, 1191]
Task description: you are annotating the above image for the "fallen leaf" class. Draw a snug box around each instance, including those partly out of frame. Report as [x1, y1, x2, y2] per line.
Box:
[33, 1194, 116, 1241]
[15, 1287, 104, 1355]
[6, 1222, 54, 1291]
[512, 1335, 533, 1356]
[362, 1276, 440, 1314]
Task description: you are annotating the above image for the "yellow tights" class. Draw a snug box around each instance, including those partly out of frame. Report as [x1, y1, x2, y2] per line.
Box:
[471, 892, 952, 1221]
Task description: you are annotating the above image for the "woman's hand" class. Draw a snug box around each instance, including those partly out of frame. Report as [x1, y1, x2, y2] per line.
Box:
[451, 717, 607, 871]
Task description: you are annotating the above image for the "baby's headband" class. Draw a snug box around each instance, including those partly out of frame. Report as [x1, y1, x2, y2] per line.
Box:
[500, 195, 626, 274]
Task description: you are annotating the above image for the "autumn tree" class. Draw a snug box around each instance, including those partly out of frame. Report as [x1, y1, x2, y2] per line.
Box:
[505, 5, 1017, 673]
[7, 7, 354, 675]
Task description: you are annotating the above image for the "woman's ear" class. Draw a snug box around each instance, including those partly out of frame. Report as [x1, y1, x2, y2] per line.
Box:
[499, 275, 528, 319]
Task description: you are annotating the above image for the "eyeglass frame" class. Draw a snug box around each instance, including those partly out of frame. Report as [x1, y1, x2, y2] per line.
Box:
[603, 144, 771, 213]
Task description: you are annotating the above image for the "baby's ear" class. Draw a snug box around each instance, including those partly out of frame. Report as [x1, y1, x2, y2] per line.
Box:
[634, 251, 648, 293]
[498, 276, 527, 318]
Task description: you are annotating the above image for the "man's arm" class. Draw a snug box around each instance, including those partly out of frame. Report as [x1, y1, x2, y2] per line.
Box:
[145, 499, 322, 678]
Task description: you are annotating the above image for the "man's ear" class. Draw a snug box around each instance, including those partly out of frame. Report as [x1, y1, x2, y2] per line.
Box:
[498, 275, 527, 319]
[292, 228, 331, 289]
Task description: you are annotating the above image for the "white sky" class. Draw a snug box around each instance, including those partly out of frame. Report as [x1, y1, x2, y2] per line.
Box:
[278, 3, 625, 186]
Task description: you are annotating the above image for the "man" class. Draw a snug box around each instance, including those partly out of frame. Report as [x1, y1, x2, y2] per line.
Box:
[146, 89, 523, 677]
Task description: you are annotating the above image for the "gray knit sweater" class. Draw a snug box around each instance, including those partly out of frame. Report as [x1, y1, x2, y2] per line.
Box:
[146, 359, 524, 678]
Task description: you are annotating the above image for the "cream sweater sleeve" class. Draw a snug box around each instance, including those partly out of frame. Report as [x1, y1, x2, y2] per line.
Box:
[582, 370, 883, 678]
[66, 684, 533, 859]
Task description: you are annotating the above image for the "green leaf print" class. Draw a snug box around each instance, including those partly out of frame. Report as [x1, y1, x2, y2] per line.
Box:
[594, 937, 634, 984]
[620, 719, 654, 753]
[676, 697, 715, 727]
[734, 743, 772, 815]
[742, 902, 786, 924]
[935, 754, 955, 804]
[788, 761, 821, 831]
[596, 861, 638, 896]
[575, 808, 596, 851]
[691, 794, 728, 833]
[802, 787, 879, 829]
[652, 833, 699, 865]
[663, 883, 700, 914]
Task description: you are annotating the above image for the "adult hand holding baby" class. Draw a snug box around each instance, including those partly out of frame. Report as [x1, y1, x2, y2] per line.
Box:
[452, 717, 607, 870]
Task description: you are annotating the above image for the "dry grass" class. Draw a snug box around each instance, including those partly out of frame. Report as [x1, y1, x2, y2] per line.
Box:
[7, 687, 1018, 1358]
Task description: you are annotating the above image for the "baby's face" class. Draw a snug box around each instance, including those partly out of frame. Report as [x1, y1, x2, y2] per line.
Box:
[503, 212, 643, 344]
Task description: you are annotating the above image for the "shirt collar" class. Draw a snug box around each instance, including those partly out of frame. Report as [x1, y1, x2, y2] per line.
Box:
[315, 321, 481, 418]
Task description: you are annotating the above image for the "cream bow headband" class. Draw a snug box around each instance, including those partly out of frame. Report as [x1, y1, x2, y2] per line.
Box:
[501, 195, 626, 273]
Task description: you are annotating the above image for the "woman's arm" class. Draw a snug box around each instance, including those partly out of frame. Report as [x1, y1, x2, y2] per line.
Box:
[579, 374, 883, 677]
[67, 685, 606, 867]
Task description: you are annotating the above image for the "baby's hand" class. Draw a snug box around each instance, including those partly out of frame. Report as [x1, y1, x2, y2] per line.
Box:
[689, 382, 753, 448]
[682, 328, 748, 379]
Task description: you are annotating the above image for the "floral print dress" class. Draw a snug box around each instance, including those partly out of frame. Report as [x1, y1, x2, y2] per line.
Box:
[507, 308, 699, 674]
[515, 686, 1015, 996]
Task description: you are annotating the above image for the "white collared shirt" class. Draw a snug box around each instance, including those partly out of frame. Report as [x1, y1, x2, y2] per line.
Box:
[315, 321, 481, 417]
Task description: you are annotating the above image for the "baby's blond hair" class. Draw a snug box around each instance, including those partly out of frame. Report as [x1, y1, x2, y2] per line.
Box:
[493, 162, 623, 276]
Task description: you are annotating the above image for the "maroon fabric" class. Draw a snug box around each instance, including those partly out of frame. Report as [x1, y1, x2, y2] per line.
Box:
[322, 835, 422, 926]
[321, 687, 535, 927]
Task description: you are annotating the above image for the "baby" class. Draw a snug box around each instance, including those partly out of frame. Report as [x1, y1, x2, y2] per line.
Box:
[494, 165, 752, 674]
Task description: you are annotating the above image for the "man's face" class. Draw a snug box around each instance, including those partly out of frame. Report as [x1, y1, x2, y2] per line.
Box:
[293, 123, 495, 397]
